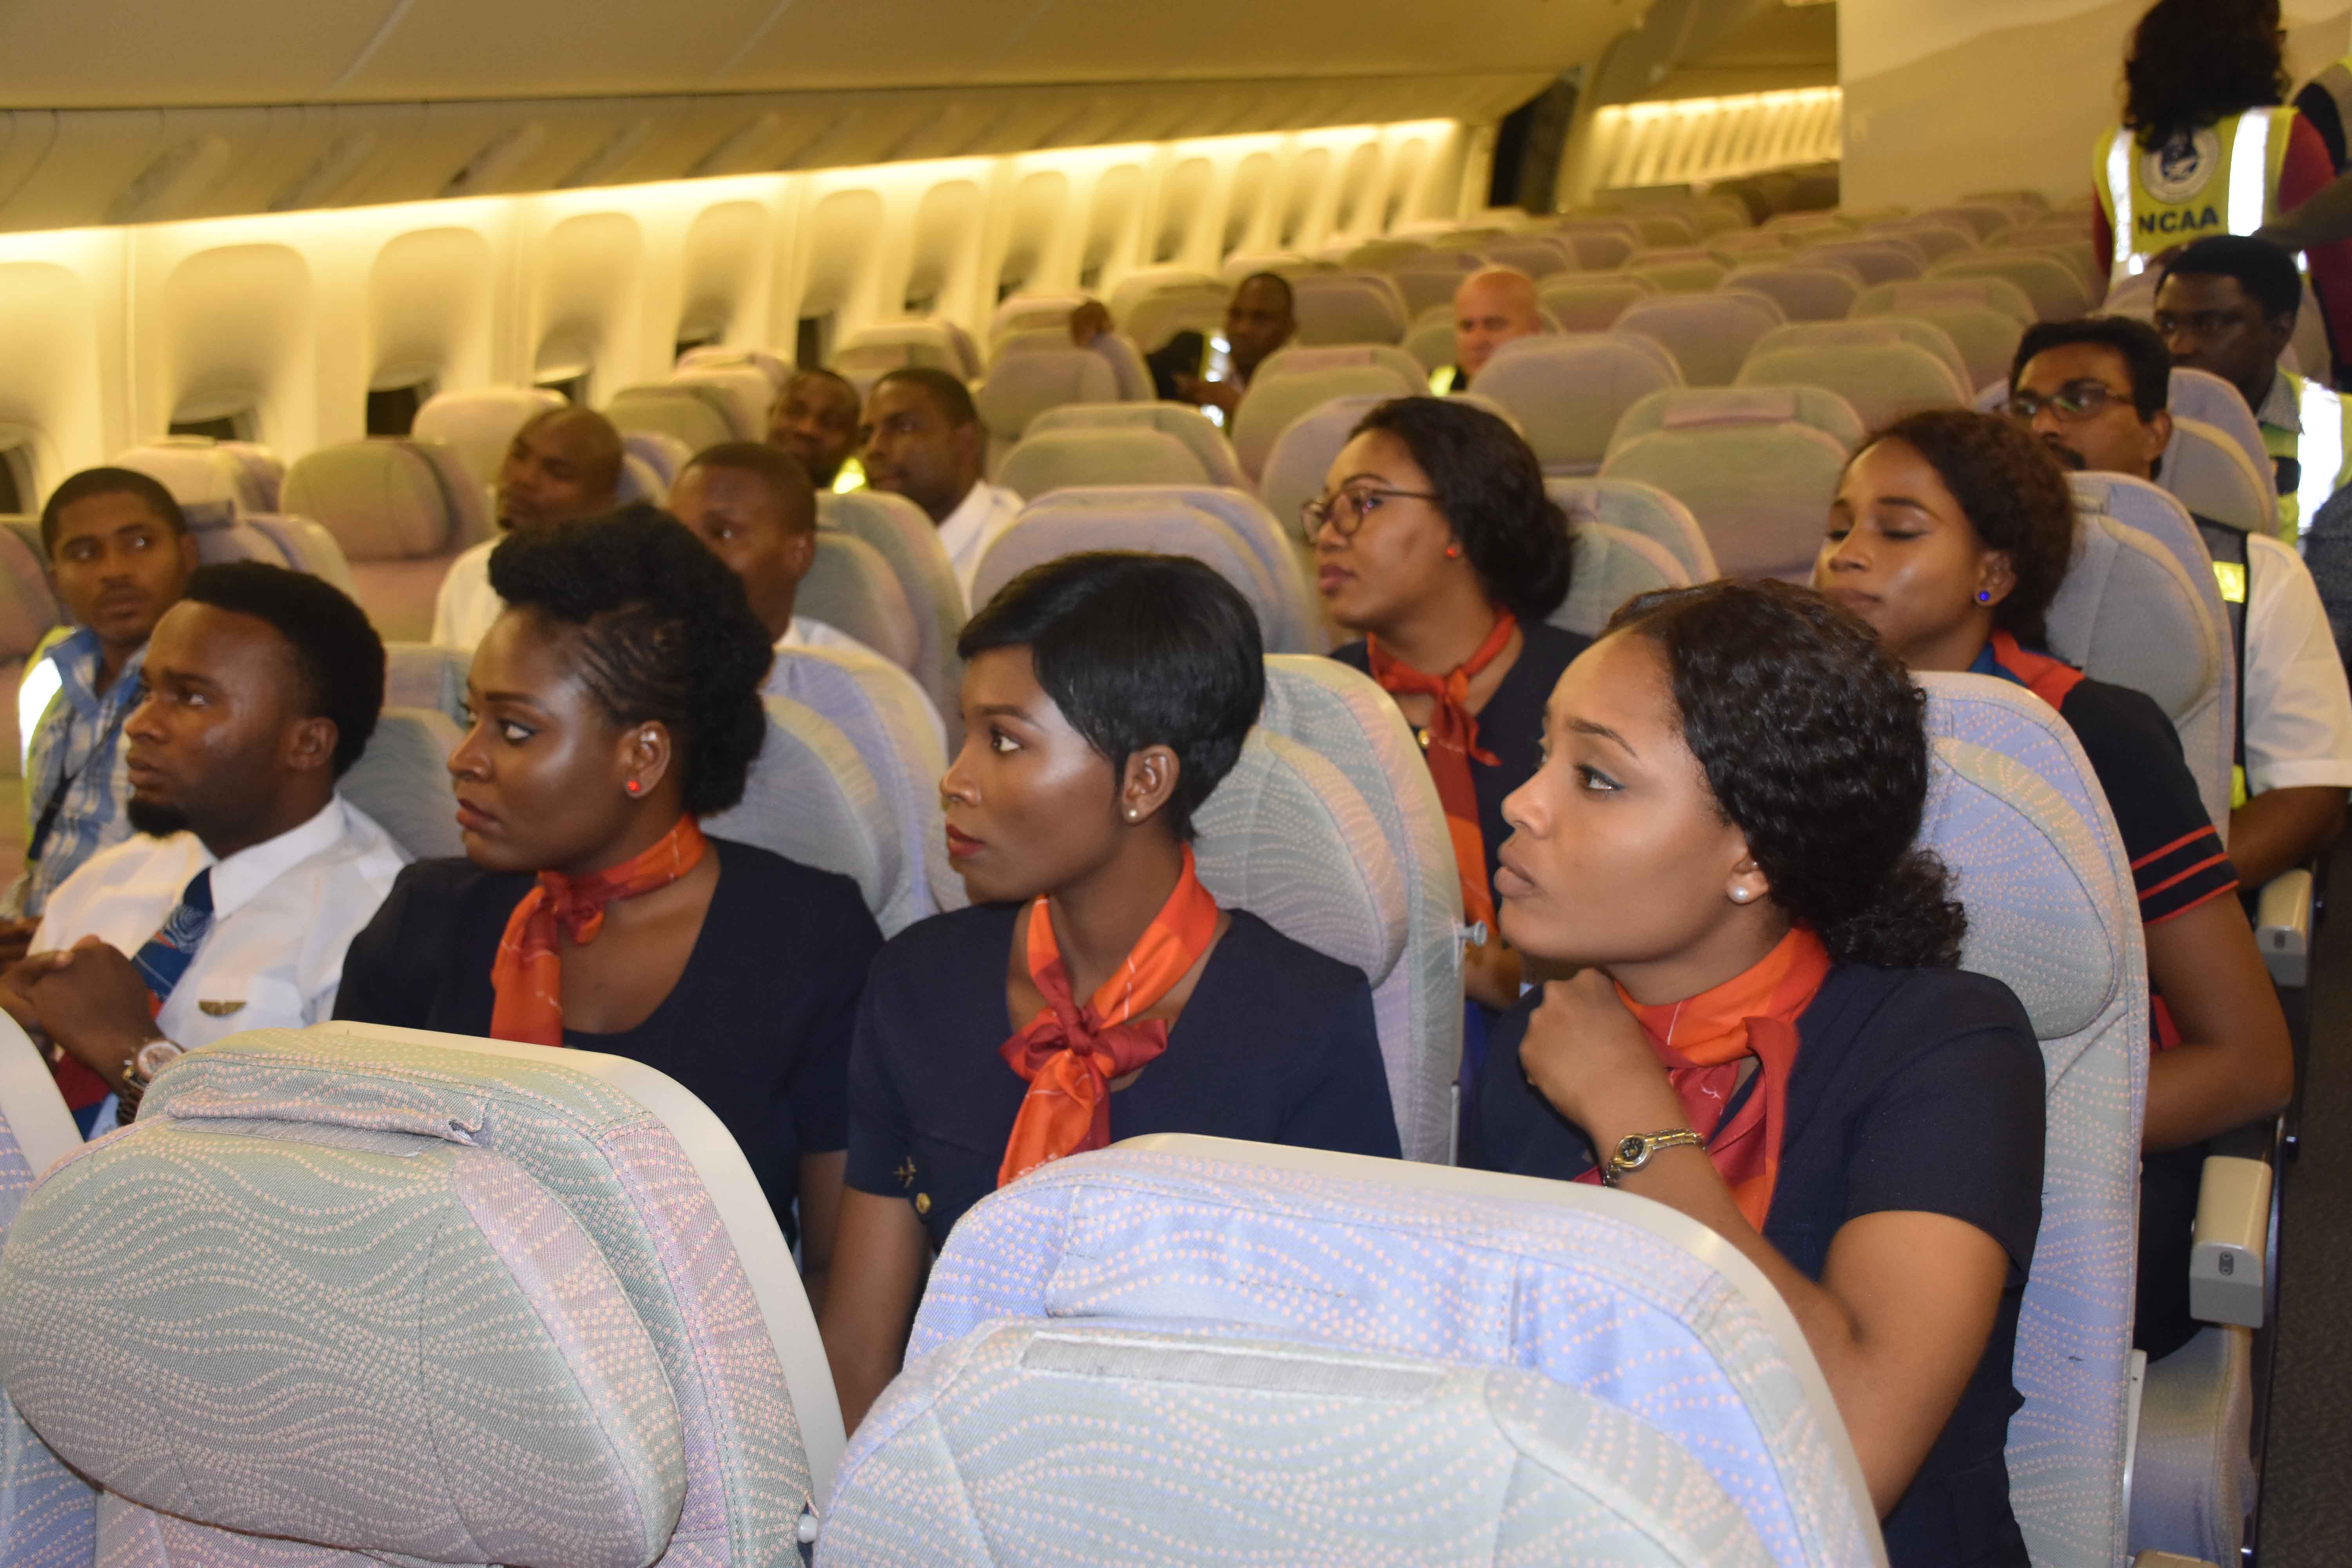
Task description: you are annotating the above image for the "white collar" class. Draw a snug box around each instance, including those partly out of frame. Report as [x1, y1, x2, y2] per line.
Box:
[933, 479, 1002, 563]
[201, 797, 350, 920]
[2257, 370, 2301, 434]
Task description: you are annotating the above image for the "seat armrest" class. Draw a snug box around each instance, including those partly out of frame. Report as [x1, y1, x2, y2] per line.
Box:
[2256, 867, 2314, 988]
[2189, 1154, 2272, 1327]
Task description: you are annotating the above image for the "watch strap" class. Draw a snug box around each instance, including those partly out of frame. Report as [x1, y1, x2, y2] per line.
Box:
[1602, 1127, 1704, 1186]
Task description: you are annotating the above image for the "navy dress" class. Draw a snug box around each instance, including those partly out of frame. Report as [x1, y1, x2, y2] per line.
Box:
[1468, 964, 2047, 1568]
[844, 903, 1401, 1247]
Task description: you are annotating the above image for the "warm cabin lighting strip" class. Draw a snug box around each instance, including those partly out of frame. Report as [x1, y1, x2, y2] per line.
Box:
[1590, 87, 1842, 190]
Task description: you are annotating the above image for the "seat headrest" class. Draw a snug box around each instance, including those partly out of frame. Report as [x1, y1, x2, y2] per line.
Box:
[996, 427, 1210, 497]
[279, 442, 456, 563]
[2044, 512, 2218, 723]
[974, 496, 1280, 645]
[112, 440, 272, 524]
[340, 706, 463, 862]
[0, 1107, 687, 1568]
[798, 531, 921, 671]
[1553, 521, 1686, 639]
[0, 526, 61, 663]
[704, 695, 890, 915]
[974, 351, 1119, 440]
[2161, 417, 2275, 535]
[1659, 386, 1801, 428]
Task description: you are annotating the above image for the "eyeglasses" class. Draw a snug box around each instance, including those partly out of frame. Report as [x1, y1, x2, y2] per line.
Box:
[2004, 381, 2131, 423]
[1299, 484, 1441, 542]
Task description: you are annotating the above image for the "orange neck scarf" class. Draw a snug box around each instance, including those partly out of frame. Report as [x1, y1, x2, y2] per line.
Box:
[1578, 926, 1832, 1229]
[996, 846, 1221, 1187]
[1366, 610, 1518, 934]
[488, 816, 709, 1047]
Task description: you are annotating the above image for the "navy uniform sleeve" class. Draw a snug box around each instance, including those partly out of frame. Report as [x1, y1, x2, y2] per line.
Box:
[2061, 681, 2239, 924]
[844, 970, 917, 1199]
[786, 884, 882, 1158]
[1274, 977, 1403, 1159]
[332, 863, 432, 1028]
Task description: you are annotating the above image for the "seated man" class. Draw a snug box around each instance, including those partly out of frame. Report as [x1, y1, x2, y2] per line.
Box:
[5, 468, 200, 936]
[2152, 235, 2352, 536]
[1068, 271, 1298, 417]
[1431, 265, 1543, 393]
[1, 563, 406, 1134]
[429, 406, 624, 650]
[670, 441, 885, 673]
[2008, 314, 2352, 887]
[858, 368, 1022, 601]
[768, 368, 864, 491]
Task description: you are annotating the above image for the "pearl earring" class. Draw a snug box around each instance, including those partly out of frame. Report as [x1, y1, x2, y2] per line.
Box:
[1731, 887, 1751, 904]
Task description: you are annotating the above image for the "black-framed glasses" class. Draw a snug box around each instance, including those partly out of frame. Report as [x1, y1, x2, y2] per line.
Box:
[1299, 484, 1442, 542]
[2004, 380, 2129, 424]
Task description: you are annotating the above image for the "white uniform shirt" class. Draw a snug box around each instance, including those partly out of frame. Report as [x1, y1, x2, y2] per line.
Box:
[430, 538, 502, 652]
[2243, 531, 2352, 793]
[931, 481, 1024, 603]
[32, 795, 410, 1054]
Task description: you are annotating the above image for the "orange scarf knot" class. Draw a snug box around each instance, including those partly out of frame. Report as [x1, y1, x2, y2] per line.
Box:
[996, 846, 1222, 1187]
[1367, 611, 1518, 934]
[488, 816, 708, 1047]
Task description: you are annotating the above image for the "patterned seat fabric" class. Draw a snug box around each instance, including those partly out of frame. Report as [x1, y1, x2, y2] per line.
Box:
[339, 706, 463, 862]
[1537, 275, 1660, 332]
[666, 366, 773, 443]
[1474, 334, 1683, 476]
[1026, 402, 1250, 490]
[112, 438, 282, 524]
[1929, 252, 2090, 323]
[1601, 413, 1849, 582]
[0, 1028, 823, 1568]
[798, 532, 922, 673]
[1751, 319, 1972, 400]
[1555, 521, 1690, 639]
[974, 342, 1122, 466]
[603, 385, 737, 457]
[2163, 417, 2278, 538]
[1720, 265, 1862, 323]
[1232, 352, 1425, 479]
[1613, 292, 1787, 388]
[1256, 391, 1394, 562]
[1547, 475, 1720, 581]
[993, 426, 1210, 496]
[815, 490, 965, 736]
[1608, 385, 1866, 459]
[1919, 673, 2147, 1568]
[902, 1148, 1879, 1566]
[706, 696, 892, 920]
[1289, 272, 1410, 346]
[821, 1320, 1774, 1568]
[1735, 340, 1969, 430]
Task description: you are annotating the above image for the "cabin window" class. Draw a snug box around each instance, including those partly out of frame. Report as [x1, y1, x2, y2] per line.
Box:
[168, 412, 249, 442]
[365, 380, 432, 437]
[534, 373, 588, 406]
[797, 315, 830, 370]
[0, 445, 26, 516]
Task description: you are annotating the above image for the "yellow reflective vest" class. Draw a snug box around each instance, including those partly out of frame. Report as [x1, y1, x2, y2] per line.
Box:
[2095, 107, 2298, 282]
[2258, 370, 2352, 537]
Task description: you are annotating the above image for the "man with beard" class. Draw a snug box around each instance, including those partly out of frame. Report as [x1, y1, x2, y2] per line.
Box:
[2006, 314, 2352, 886]
[768, 368, 864, 491]
[430, 406, 624, 650]
[0, 563, 406, 1134]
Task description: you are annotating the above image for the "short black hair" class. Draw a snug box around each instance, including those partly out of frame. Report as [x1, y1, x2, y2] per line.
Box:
[2012, 316, 2174, 419]
[685, 441, 816, 532]
[1607, 578, 1965, 969]
[40, 467, 189, 552]
[2159, 235, 2303, 321]
[790, 367, 860, 404]
[1350, 397, 1574, 622]
[958, 552, 1263, 840]
[1858, 410, 2076, 648]
[1234, 271, 1296, 316]
[874, 366, 979, 429]
[182, 562, 383, 777]
[489, 504, 772, 816]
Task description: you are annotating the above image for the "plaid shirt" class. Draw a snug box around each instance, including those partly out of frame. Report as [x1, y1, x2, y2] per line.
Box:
[11, 629, 145, 918]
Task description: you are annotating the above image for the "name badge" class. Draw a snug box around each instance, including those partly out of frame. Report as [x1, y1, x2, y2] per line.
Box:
[196, 1000, 246, 1017]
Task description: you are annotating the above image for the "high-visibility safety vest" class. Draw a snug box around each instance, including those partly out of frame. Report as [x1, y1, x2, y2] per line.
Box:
[2096, 107, 2299, 281]
[2194, 519, 2254, 809]
[2258, 370, 2352, 537]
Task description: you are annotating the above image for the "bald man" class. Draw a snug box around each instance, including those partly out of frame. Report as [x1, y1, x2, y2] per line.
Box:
[1436, 267, 1543, 393]
[429, 407, 624, 650]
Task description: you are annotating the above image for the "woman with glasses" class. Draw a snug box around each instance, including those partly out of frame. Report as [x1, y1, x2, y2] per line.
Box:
[1308, 396, 1577, 1011]
[1814, 408, 2291, 1370]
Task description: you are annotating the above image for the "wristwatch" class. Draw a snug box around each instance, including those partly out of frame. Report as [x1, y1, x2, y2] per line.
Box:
[1601, 1128, 1704, 1187]
[114, 1037, 184, 1126]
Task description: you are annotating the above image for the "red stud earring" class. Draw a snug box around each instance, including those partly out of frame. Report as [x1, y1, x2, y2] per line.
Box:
[625, 779, 644, 797]
[1445, 544, 1462, 559]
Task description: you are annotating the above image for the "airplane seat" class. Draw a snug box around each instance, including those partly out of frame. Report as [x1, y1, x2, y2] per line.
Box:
[666, 365, 772, 443]
[886, 1143, 1883, 1563]
[797, 532, 924, 676]
[2161, 417, 2277, 538]
[1802, 238, 1927, 285]
[767, 647, 955, 935]
[1118, 281, 1230, 359]
[1847, 293, 2026, 393]
[338, 705, 465, 862]
[0, 1016, 95, 1565]
[2043, 510, 2230, 834]
[1612, 291, 1788, 388]
[621, 429, 694, 492]
[1076, 330, 1154, 400]
[673, 345, 792, 390]
[1915, 672, 2148, 1568]
[216, 441, 286, 513]
[1547, 475, 1719, 581]
[705, 695, 895, 921]
[972, 341, 1122, 470]
[831, 323, 972, 396]
[111, 436, 280, 519]
[1288, 272, 1410, 346]
[1553, 519, 1690, 638]
[1720, 264, 1864, 322]
[1930, 252, 2092, 322]
[1854, 274, 2039, 329]
[1621, 248, 1728, 296]
[1537, 273, 1662, 332]
[0, 1023, 841, 1566]
[1482, 234, 1575, 278]
[1401, 303, 1458, 374]
[604, 383, 739, 456]
[1230, 353, 1423, 481]
[239, 514, 363, 601]
[993, 425, 1209, 498]
[1555, 228, 1638, 270]
[1470, 334, 1684, 477]
[2165, 368, 2274, 509]
[1613, 383, 1866, 456]
[820, 1318, 1775, 1568]
[1875, 220, 1979, 265]
[1752, 318, 1973, 399]
[0, 523, 66, 779]
[408, 386, 566, 489]
[1255, 657, 1462, 1161]
[279, 439, 482, 644]
[1256, 390, 1392, 551]
[1388, 251, 1486, 317]
[989, 292, 1086, 346]
[1735, 338, 1971, 430]
[614, 451, 668, 506]
[382, 639, 469, 723]
[972, 489, 1303, 653]
[1024, 401, 1249, 490]
[1599, 389, 1854, 580]
[815, 490, 965, 736]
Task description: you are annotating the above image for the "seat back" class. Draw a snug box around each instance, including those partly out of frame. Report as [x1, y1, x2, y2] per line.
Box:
[2166, 367, 2273, 502]
[1548, 476, 1720, 581]
[1554, 520, 1689, 638]
[1752, 319, 1972, 398]
[604, 384, 738, 454]
[111, 436, 282, 523]
[994, 427, 1209, 497]
[973, 343, 1120, 461]
[1852, 275, 2037, 327]
[622, 430, 695, 491]
[1736, 340, 1969, 429]
[1918, 674, 2147, 1568]
[667, 366, 772, 442]
[2047, 501, 2231, 832]
[1289, 272, 1409, 345]
[906, 1144, 1884, 1566]
[280, 440, 466, 564]
[240, 514, 362, 599]
[1231, 361, 1422, 480]
[1601, 411, 1848, 582]
[1401, 304, 1457, 374]
[833, 319, 980, 387]
[817, 490, 965, 733]
[1390, 251, 1487, 316]
[1613, 292, 1788, 388]
[1255, 390, 1390, 551]
[339, 706, 464, 862]
[1930, 252, 2091, 321]
[673, 346, 791, 390]
[988, 293, 1085, 345]
[1622, 249, 1727, 294]
[767, 647, 956, 935]
[2161, 416, 2278, 537]
[1721, 265, 1862, 322]
[1474, 334, 1683, 475]
[1026, 401, 1249, 489]
[1611, 383, 1866, 456]
[797, 532, 922, 675]
[1483, 234, 1576, 278]
[1121, 280, 1230, 356]
[704, 695, 894, 920]
[0, 1024, 838, 1567]
[1538, 274, 1660, 331]
[1801, 238, 1925, 285]
[410, 387, 568, 488]
[825, 1319, 1774, 1568]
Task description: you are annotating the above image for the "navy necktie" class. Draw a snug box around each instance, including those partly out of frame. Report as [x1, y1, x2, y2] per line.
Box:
[131, 868, 214, 1009]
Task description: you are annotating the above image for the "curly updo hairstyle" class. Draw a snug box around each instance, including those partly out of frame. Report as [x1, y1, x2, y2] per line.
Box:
[1606, 578, 1966, 969]
[1350, 397, 1574, 623]
[488, 503, 772, 816]
[1858, 409, 2077, 649]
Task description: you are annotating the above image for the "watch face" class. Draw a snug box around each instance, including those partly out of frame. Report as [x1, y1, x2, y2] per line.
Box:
[1615, 1135, 1648, 1164]
[134, 1040, 183, 1079]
